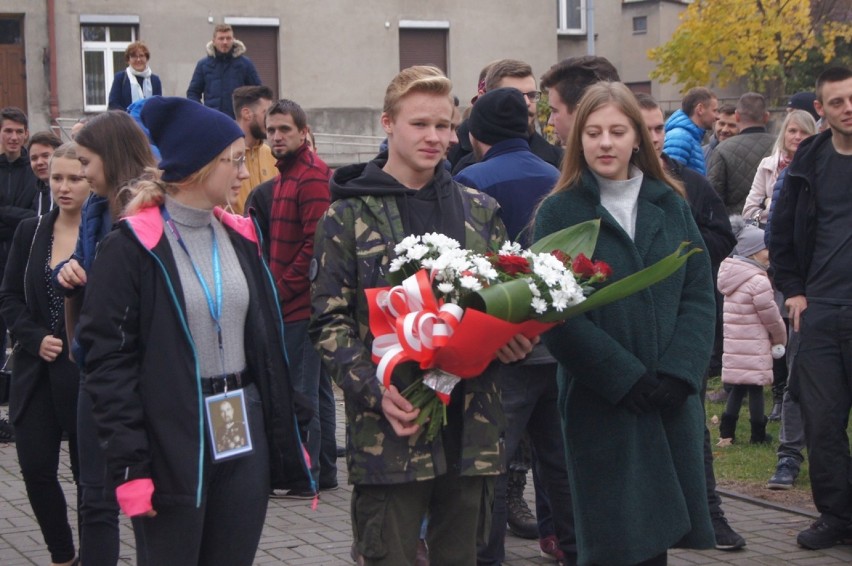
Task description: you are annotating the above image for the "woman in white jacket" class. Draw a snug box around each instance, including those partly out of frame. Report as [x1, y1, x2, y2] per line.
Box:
[741, 110, 815, 226]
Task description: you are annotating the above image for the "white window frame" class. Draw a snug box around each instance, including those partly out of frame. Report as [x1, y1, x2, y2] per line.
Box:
[80, 15, 139, 112]
[557, 0, 586, 35]
[632, 15, 648, 35]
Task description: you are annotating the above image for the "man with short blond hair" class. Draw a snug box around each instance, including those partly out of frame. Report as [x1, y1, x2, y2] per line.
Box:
[310, 66, 533, 565]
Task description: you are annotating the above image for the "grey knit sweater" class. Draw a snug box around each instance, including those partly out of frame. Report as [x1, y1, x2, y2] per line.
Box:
[163, 196, 248, 378]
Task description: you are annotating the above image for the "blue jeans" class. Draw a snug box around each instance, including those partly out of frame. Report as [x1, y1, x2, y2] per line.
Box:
[777, 330, 804, 465]
[283, 318, 322, 488]
[477, 363, 575, 565]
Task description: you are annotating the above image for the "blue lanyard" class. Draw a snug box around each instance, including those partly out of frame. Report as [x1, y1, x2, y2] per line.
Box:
[161, 207, 225, 371]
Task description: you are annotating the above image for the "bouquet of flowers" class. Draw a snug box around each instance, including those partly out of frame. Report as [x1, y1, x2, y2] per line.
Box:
[365, 220, 700, 440]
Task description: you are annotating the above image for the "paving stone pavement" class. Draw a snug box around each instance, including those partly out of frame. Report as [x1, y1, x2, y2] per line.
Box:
[2, 396, 852, 565]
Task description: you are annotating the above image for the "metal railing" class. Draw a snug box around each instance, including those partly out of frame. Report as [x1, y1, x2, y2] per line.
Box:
[314, 133, 384, 166]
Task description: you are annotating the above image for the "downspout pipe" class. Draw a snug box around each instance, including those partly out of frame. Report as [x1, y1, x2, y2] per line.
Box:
[47, 0, 60, 125]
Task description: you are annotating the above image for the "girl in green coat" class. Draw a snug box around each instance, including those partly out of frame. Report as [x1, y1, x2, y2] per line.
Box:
[534, 82, 716, 565]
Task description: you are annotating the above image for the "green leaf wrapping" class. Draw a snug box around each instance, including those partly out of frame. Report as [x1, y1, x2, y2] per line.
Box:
[535, 242, 701, 323]
[528, 218, 600, 257]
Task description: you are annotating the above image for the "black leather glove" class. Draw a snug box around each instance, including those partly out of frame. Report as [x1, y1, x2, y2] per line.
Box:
[648, 374, 692, 411]
[618, 373, 661, 414]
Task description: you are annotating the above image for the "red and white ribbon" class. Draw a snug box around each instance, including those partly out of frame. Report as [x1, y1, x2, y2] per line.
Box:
[370, 270, 463, 390]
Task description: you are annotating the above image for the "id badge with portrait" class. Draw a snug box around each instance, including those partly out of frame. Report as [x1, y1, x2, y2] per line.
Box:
[204, 389, 254, 462]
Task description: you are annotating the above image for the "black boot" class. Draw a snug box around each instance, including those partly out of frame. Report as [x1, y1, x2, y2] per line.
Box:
[719, 413, 738, 443]
[506, 469, 537, 540]
[750, 416, 772, 444]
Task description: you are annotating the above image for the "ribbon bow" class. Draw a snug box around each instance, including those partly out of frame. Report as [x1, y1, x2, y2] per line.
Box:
[367, 270, 463, 400]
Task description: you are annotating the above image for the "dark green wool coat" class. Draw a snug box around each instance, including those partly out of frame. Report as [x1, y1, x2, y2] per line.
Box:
[534, 171, 716, 566]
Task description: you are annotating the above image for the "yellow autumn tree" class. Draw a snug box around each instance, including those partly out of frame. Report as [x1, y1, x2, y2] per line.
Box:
[649, 0, 851, 96]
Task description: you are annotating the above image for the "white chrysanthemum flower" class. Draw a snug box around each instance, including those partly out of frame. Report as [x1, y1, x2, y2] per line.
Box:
[437, 282, 455, 295]
[471, 256, 498, 281]
[531, 297, 548, 314]
[420, 233, 460, 252]
[395, 234, 421, 254]
[389, 257, 408, 273]
[407, 243, 430, 261]
[499, 241, 523, 255]
[528, 281, 541, 297]
[460, 275, 482, 291]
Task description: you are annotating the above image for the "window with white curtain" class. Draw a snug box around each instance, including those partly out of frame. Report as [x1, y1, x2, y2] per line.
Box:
[81, 21, 137, 111]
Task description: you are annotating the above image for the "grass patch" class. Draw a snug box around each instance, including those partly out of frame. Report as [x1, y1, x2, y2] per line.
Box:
[705, 376, 812, 493]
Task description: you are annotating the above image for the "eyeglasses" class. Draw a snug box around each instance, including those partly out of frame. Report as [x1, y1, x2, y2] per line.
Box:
[129, 53, 148, 60]
[221, 155, 246, 169]
[521, 90, 542, 102]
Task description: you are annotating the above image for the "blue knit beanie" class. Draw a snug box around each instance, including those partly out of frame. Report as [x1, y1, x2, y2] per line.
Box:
[141, 96, 243, 182]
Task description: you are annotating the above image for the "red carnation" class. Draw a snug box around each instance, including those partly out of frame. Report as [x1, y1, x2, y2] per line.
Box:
[593, 260, 612, 279]
[571, 253, 597, 278]
[495, 254, 532, 276]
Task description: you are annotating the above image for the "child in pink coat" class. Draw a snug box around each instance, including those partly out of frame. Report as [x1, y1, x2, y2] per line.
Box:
[717, 223, 787, 444]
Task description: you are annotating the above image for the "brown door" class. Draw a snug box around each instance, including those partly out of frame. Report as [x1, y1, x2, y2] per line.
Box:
[399, 29, 448, 75]
[0, 16, 26, 112]
[232, 26, 279, 100]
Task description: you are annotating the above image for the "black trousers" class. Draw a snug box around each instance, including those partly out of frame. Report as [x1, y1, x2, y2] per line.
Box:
[15, 374, 79, 563]
[131, 384, 270, 566]
[794, 303, 852, 525]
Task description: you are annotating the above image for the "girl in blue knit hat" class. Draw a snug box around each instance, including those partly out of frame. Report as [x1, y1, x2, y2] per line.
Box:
[75, 97, 312, 566]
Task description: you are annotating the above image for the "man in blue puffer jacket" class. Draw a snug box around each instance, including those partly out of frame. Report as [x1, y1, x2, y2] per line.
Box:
[663, 87, 718, 175]
[187, 24, 261, 119]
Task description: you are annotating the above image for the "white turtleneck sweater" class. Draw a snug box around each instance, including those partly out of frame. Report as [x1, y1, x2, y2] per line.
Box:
[593, 166, 643, 240]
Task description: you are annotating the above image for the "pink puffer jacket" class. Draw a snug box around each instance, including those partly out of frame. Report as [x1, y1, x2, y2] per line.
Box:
[717, 257, 787, 385]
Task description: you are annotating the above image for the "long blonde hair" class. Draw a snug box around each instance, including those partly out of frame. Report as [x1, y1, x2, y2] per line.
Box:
[551, 81, 685, 198]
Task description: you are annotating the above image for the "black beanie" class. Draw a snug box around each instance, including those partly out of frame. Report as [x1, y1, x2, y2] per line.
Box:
[468, 87, 529, 146]
[141, 96, 244, 182]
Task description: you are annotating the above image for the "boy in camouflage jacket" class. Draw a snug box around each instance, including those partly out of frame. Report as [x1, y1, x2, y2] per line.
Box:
[309, 66, 533, 566]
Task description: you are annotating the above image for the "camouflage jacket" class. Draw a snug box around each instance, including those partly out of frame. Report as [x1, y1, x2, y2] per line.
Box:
[309, 166, 508, 485]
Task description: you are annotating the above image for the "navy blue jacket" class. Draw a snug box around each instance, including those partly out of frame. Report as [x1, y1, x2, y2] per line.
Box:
[764, 168, 787, 249]
[107, 70, 163, 111]
[186, 40, 261, 118]
[454, 138, 559, 247]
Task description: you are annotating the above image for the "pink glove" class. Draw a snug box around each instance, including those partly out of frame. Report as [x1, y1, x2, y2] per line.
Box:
[116, 478, 155, 517]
